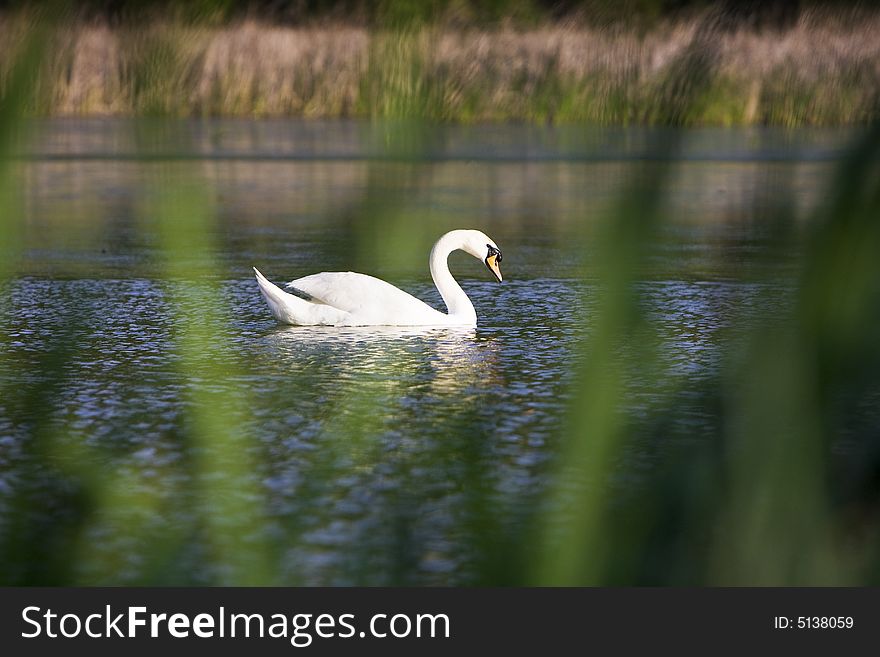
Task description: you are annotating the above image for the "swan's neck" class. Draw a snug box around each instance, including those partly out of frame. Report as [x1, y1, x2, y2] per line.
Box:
[430, 233, 476, 323]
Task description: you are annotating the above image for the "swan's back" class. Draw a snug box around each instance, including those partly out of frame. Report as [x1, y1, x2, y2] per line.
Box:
[287, 272, 452, 326]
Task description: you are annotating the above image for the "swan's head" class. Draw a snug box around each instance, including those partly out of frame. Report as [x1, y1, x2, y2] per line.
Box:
[458, 229, 503, 282]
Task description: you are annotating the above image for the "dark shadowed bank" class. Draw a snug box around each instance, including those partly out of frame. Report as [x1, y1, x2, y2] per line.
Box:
[0, 0, 879, 124]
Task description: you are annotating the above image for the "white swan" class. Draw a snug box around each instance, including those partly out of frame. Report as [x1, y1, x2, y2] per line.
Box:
[253, 229, 503, 327]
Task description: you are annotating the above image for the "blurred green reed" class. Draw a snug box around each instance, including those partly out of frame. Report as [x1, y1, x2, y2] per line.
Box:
[0, 4, 69, 584]
[527, 19, 880, 584]
[0, 13, 274, 584]
[0, 7, 50, 282]
[142, 157, 274, 585]
[1, 9, 879, 586]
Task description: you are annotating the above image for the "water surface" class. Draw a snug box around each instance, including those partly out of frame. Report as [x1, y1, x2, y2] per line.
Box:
[0, 119, 849, 584]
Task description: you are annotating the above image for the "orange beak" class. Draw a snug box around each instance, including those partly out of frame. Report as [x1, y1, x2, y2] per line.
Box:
[485, 254, 503, 282]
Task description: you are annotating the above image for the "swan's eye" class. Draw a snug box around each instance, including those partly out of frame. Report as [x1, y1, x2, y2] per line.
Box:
[486, 244, 502, 262]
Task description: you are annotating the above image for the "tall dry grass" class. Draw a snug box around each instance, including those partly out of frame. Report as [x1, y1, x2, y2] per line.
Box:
[2, 10, 880, 123]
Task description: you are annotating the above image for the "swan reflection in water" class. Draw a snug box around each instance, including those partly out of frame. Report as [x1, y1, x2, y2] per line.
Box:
[261, 324, 503, 396]
[256, 324, 507, 580]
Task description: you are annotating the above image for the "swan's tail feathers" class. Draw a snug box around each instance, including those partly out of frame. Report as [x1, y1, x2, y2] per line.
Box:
[253, 267, 304, 324]
[253, 267, 346, 326]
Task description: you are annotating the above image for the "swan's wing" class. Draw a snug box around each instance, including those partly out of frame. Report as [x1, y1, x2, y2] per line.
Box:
[286, 272, 444, 324]
[254, 267, 349, 325]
